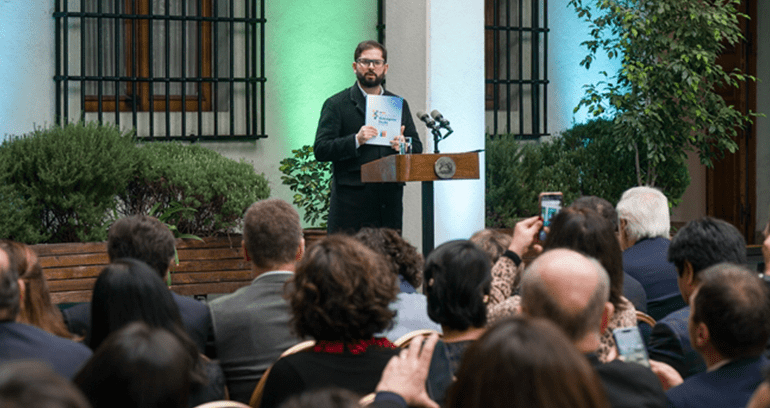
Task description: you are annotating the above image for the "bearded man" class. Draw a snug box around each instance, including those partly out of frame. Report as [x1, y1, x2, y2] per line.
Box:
[313, 40, 421, 234]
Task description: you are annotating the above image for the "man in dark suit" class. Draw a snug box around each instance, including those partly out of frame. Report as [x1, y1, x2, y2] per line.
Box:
[208, 199, 305, 404]
[314, 40, 421, 234]
[662, 264, 770, 408]
[0, 247, 92, 379]
[616, 186, 684, 320]
[61, 215, 211, 353]
[520, 248, 667, 408]
[646, 217, 747, 379]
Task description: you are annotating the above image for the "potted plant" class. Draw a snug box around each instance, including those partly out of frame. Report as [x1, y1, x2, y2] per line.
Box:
[279, 145, 331, 246]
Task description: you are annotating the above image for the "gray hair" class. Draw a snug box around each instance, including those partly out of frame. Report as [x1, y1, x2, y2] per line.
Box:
[616, 186, 670, 242]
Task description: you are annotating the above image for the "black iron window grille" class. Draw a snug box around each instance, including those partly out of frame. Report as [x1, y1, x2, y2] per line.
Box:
[485, 0, 549, 139]
[54, 0, 266, 141]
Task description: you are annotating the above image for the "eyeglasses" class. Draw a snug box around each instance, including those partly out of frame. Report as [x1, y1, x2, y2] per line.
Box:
[356, 58, 386, 68]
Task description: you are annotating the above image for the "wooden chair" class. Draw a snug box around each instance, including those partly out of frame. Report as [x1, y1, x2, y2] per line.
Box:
[248, 340, 316, 408]
[636, 311, 656, 327]
[194, 401, 251, 408]
[393, 329, 441, 348]
[359, 393, 376, 406]
[636, 311, 656, 346]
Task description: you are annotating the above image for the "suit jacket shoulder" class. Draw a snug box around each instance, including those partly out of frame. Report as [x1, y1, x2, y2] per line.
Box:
[665, 356, 767, 408]
[0, 321, 92, 379]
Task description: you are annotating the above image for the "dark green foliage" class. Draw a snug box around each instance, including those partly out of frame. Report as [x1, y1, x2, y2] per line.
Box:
[0, 122, 137, 243]
[486, 119, 689, 228]
[0, 122, 270, 243]
[279, 145, 331, 228]
[119, 142, 270, 236]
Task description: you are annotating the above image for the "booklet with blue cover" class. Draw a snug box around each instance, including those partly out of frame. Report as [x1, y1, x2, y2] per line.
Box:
[365, 94, 403, 147]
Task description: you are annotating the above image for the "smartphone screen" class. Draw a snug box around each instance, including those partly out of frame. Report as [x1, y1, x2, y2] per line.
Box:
[538, 192, 563, 240]
[612, 326, 650, 367]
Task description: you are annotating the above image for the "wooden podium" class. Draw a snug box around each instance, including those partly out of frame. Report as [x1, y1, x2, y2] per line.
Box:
[361, 152, 480, 255]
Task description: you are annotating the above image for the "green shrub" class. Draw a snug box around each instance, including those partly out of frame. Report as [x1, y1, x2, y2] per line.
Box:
[0, 122, 137, 243]
[279, 145, 331, 228]
[486, 118, 690, 227]
[119, 142, 270, 236]
[0, 122, 270, 243]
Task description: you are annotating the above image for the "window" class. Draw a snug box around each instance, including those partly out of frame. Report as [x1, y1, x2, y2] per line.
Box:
[54, 0, 266, 141]
[485, 0, 549, 139]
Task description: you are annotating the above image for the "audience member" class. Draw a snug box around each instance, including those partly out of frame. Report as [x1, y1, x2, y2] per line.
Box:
[616, 186, 683, 320]
[0, 361, 91, 408]
[373, 332, 440, 408]
[485, 215, 542, 321]
[469, 228, 512, 264]
[260, 235, 400, 408]
[279, 388, 363, 408]
[75, 322, 197, 408]
[447, 317, 610, 408]
[520, 248, 667, 408]
[763, 219, 770, 274]
[647, 216, 746, 379]
[542, 207, 637, 362]
[0, 240, 73, 339]
[62, 215, 211, 352]
[423, 240, 491, 406]
[208, 198, 305, 403]
[0, 247, 92, 379]
[662, 264, 770, 408]
[88, 258, 223, 406]
[570, 196, 647, 313]
[355, 228, 441, 341]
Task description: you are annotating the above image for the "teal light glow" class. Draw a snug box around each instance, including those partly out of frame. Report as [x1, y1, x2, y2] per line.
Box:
[548, 2, 622, 133]
[266, 0, 378, 154]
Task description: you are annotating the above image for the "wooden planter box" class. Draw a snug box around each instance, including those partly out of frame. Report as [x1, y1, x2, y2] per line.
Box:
[34, 230, 327, 305]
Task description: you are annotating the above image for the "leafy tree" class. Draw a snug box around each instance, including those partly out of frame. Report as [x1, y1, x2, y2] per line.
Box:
[569, 0, 756, 186]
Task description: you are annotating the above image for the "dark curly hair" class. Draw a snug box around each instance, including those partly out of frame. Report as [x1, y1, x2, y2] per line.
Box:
[289, 235, 397, 342]
[355, 228, 424, 288]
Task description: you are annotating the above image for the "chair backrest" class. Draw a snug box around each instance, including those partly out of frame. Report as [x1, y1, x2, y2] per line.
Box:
[393, 329, 441, 348]
[635, 311, 656, 327]
[248, 340, 316, 408]
[635, 310, 656, 346]
[194, 401, 251, 408]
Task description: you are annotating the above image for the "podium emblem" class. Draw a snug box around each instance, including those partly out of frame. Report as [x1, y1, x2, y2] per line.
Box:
[434, 157, 456, 179]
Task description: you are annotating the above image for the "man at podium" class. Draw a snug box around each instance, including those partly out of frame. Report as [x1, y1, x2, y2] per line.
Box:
[314, 40, 422, 234]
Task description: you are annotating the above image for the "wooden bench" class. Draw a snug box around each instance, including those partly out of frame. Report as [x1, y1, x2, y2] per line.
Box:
[34, 235, 253, 304]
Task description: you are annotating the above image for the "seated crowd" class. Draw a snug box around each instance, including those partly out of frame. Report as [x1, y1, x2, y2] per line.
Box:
[2, 188, 770, 408]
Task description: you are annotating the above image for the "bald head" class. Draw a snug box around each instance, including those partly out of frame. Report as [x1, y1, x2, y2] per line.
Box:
[520, 249, 610, 345]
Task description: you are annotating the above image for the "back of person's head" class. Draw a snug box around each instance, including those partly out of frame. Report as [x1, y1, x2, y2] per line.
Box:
[0, 247, 20, 321]
[543, 207, 625, 312]
[279, 388, 362, 408]
[355, 227, 423, 288]
[0, 361, 91, 408]
[88, 258, 187, 353]
[107, 215, 175, 278]
[290, 234, 397, 342]
[520, 249, 610, 343]
[615, 186, 670, 242]
[692, 263, 770, 360]
[469, 228, 512, 265]
[0, 240, 71, 338]
[570, 195, 619, 231]
[74, 322, 193, 408]
[243, 199, 302, 269]
[447, 317, 609, 408]
[423, 240, 491, 331]
[668, 216, 746, 278]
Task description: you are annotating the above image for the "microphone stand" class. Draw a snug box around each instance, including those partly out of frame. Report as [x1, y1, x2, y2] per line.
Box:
[431, 127, 453, 154]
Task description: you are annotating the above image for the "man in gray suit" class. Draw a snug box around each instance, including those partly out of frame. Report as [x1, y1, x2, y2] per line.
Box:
[208, 199, 305, 403]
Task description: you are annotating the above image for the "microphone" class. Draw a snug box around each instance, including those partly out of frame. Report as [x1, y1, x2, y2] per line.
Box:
[416, 111, 440, 130]
[430, 110, 453, 132]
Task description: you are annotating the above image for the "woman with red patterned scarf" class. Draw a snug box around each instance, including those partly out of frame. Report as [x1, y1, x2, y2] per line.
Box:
[260, 234, 400, 408]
